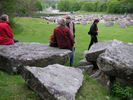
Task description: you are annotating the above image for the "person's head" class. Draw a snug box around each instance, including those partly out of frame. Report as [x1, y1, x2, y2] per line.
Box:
[65, 16, 72, 23]
[94, 19, 99, 24]
[0, 14, 9, 22]
[57, 18, 66, 26]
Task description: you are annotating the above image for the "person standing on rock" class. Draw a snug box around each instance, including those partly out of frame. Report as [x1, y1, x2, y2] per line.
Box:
[65, 16, 76, 66]
[88, 19, 99, 50]
[0, 14, 18, 45]
[53, 18, 75, 66]
[66, 16, 75, 38]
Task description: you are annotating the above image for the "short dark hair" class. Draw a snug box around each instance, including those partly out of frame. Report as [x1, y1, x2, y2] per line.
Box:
[94, 19, 99, 23]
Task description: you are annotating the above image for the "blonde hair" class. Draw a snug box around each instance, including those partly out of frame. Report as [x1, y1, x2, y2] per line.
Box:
[57, 18, 66, 26]
[65, 15, 71, 19]
[0, 14, 9, 22]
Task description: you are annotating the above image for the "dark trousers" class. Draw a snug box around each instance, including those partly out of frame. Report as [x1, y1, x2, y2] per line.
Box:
[88, 35, 98, 50]
[69, 47, 75, 66]
[13, 39, 19, 43]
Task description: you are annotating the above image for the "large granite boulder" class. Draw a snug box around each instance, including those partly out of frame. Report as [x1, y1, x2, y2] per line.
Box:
[20, 64, 83, 100]
[97, 42, 133, 84]
[0, 42, 71, 73]
[85, 40, 123, 62]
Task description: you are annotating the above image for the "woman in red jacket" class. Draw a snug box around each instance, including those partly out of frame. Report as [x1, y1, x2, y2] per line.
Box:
[0, 14, 14, 45]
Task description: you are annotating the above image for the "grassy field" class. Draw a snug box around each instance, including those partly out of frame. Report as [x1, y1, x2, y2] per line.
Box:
[0, 17, 133, 100]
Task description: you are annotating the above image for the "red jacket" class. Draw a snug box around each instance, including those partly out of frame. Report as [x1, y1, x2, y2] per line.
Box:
[54, 26, 74, 49]
[0, 20, 14, 45]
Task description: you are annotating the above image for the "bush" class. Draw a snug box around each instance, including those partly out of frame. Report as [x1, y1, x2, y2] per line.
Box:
[107, 0, 133, 14]
[81, 2, 96, 12]
[58, 0, 70, 11]
[0, 0, 16, 16]
[112, 82, 133, 100]
[58, 0, 80, 12]
[16, 0, 42, 16]
[95, 1, 107, 12]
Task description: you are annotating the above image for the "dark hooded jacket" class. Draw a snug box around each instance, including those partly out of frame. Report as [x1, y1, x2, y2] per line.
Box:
[88, 23, 98, 36]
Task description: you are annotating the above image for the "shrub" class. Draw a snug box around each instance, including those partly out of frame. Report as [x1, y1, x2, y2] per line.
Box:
[58, 0, 80, 12]
[81, 2, 96, 12]
[112, 82, 133, 100]
[95, 1, 107, 12]
[107, 0, 133, 14]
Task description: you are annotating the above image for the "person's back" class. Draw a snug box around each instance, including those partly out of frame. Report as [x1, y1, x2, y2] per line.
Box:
[54, 26, 74, 49]
[0, 20, 14, 45]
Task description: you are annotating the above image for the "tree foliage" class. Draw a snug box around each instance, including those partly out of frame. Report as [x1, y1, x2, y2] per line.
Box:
[58, 0, 80, 12]
[57, 0, 133, 14]
[0, 0, 42, 17]
[0, 0, 16, 16]
[107, 0, 133, 13]
[16, 0, 42, 16]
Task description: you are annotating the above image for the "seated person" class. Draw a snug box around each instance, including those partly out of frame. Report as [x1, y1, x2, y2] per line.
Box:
[51, 18, 75, 66]
[0, 14, 16, 45]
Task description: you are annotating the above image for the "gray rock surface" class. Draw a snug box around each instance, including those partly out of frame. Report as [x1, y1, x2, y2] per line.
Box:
[85, 40, 123, 62]
[104, 21, 114, 27]
[78, 65, 93, 75]
[120, 23, 127, 28]
[20, 64, 83, 100]
[78, 59, 92, 66]
[0, 42, 71, 73]
[90, 70, 110, 87]
[97, 42, 133, 83]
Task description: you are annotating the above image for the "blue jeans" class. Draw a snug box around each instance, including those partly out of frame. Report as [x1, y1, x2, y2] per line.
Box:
[70, 48, 75, 66]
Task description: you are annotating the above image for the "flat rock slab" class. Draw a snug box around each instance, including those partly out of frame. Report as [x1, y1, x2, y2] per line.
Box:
[20, 64, 83, 100]
[85, 40, 123, 62]
[0, 42, 71, 73]
[97, 42, 133, 83]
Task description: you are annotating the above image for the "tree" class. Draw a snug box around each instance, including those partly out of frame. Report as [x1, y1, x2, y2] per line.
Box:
[0, 0, 16, 16]
[107, 0, 133, 13]
[81, 2, 96, 12]
[58, 0, 70, 11]
[16, 0, 42, 16]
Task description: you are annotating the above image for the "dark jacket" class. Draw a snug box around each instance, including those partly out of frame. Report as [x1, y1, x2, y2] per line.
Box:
[88, 23, 98, 36]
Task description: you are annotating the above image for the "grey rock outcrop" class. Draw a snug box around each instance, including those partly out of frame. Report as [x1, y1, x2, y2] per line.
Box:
[120, 23, 127, 28]
[77, 59, 94, 75]
[20, 64, 83, 100]
[104, 21, 114, 27]
[97, 42, 133, 83]
[0, 42, 71, 73]
[78, 65, 93, 75]
[90, 70, 110, 87]
[84, 40, 123, 62]
[78, 59, 92, 66]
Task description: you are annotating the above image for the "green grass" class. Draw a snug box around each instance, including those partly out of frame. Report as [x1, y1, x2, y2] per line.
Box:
[0, 17, 133, 100]
[0, 71, 41, 100]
